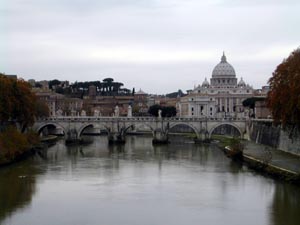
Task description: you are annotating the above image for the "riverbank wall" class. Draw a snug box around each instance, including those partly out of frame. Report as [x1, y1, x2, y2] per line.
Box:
[222, 145, 300, 184]
[249, 120, 300, 156]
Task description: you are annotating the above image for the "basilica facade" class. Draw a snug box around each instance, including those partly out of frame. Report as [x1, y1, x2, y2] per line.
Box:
[178, 53, 254, 118]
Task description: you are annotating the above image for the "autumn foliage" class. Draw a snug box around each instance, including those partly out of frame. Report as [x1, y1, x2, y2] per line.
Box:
[0, 74, 49, 132]
[0, 126, 40, 164]
[267, 48, 300, 129]
[0, 74, 48, 164]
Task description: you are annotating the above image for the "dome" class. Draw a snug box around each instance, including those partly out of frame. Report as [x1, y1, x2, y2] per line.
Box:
[212, 52, 236, 77]
[135, 88, 147, 95]
[238, 77, 246, 87]
[202, 77, 210, 88]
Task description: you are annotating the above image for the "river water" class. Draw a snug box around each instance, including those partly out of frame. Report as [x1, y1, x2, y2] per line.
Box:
[0, 136, 300, 225]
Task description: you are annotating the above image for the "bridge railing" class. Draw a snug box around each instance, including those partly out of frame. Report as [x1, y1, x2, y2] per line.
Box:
[36, 116, 247, 123]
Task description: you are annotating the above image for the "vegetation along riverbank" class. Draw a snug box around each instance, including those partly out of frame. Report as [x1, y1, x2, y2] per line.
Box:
[0, 74, 49, 166]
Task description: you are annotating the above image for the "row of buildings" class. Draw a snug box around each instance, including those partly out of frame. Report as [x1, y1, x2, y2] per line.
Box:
[30, 52, 270, 118]
[32, 82, 177, 117]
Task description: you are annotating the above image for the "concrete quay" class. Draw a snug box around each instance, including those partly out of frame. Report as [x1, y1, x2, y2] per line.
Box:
[225, 140, 300, 183]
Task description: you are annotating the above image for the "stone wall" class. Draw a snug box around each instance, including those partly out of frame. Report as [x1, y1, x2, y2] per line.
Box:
[278, 129, 300, 155]
[249, 120, 300, 156]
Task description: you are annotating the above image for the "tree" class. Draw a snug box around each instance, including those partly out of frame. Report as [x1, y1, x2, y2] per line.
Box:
[148, 104, 162, 117]
[242, 97, 265, 118]
[148, 105, 177, 117]
[267, 48, 300, 130]
[34, 99, 50, 119]
[49, 79, 61, 89]
[103, 78, 114, 94]
[0, 74, 42, 132]
[162, 106, 177, 117]
[243, 97, 264, 109]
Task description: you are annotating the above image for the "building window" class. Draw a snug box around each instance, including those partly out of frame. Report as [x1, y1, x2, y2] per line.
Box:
[191, 107, 194, 111]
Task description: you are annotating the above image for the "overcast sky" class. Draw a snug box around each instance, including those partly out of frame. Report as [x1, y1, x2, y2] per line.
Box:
[1, 0, 299, 94]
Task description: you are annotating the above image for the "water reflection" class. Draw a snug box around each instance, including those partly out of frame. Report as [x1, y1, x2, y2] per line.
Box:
[0, 161, 42, 224]
[0, 135, 299, 225]
[271, 183, 300, 225]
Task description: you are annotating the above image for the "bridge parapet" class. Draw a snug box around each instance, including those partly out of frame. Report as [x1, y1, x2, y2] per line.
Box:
[36, 116, 247, 123]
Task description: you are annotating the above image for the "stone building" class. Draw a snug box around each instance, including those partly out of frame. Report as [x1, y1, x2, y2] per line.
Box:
[253, 86, 271, 119]
[178, 53, 254, 118]
[133, 89, 148, 115]
[83, 95, 134, 116]
[34, 89, 83, 116]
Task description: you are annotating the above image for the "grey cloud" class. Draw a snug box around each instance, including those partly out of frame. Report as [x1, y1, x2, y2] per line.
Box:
[1, 0, 299, 93]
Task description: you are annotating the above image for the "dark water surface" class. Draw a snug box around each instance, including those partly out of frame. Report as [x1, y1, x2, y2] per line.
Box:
[0, 136, 300, 225]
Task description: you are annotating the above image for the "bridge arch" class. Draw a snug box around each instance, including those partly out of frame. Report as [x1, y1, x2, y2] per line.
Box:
[126, 123, 154, 133]
[209, 122, 243, 138]
[78, 124, 94, 137]
[36, 122, 66, 136]
[169, 122, 199, 138]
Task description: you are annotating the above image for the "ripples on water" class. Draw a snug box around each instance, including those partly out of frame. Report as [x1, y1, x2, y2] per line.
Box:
[0, 135, 299, 225]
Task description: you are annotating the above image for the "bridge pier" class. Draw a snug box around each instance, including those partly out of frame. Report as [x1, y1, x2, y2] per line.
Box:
[192, 129, 210, 143]
[152, 130, 169, 144]
[108, 132, 126, 145]
[65, 128, 79, 144]
[106, 123, 133, 145]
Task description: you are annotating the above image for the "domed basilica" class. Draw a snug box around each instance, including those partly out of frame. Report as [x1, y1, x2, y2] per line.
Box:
[178, 53, 254, 118]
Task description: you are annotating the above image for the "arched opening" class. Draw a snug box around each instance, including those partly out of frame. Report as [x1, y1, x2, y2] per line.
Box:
[78, 124, 101, 145]
[78, 124, 101, 137]
[128, 123, 153, 134]
[209, 123, 242, 138]
[37, 123, 65, 137]
[169, 123, 199, 138]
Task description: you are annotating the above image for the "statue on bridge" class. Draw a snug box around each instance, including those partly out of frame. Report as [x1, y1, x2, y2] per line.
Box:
[158, 109, 162, 118]
[127, 105, 132, 117]
[114, 105, 120, 117]
[94, 109, 101, 117]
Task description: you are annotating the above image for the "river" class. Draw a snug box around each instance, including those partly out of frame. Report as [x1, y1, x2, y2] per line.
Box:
[0, 135, 299, 225]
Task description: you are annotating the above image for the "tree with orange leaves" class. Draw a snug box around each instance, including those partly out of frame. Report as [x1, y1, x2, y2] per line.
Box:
[0, 73, 49, 132]
[267, 48, 300, 132]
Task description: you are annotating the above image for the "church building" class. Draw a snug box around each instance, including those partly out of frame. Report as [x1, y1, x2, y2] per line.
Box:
[178, 53, 254, 118]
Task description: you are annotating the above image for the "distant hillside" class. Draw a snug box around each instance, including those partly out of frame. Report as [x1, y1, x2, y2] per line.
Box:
[165, 89, 185, 98]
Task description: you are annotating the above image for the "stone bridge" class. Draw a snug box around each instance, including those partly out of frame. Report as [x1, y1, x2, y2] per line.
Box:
[32, 116, 248, 144]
